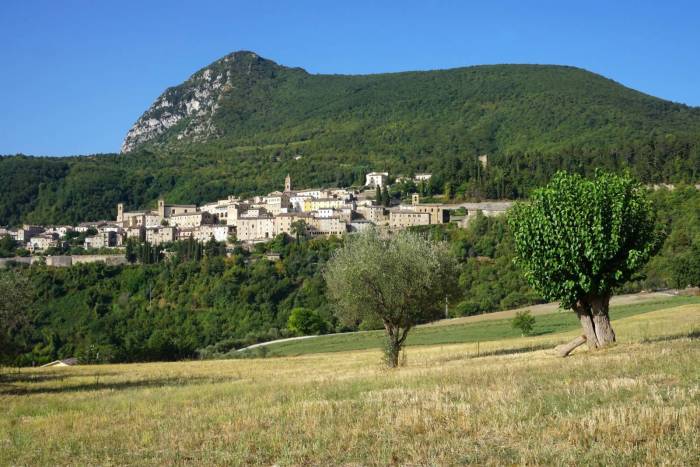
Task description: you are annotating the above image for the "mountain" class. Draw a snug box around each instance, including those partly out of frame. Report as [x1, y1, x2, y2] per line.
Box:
[121, 51, 700, 156]
[2, 51, 700, 227]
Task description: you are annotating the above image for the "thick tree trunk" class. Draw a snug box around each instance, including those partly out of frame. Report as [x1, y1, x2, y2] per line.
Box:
[571, 294, 616, 352]
[574, 301, 600, 350]
[556, 335, 587, 357]
[590, 294, 615, 346]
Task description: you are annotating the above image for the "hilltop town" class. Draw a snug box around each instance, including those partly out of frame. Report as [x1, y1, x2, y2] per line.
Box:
[0, 171, 512, 266]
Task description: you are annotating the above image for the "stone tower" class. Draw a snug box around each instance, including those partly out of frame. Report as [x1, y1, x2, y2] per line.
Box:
[117, 203, 124, 222]
[158, 199, 166, 218]
[285, 174, 292, 192]
[412, 193, 420, 206]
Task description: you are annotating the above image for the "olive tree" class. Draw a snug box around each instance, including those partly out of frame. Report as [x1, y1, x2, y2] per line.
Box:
[324, 229, 458, 367]
[508, 171, 660, 349]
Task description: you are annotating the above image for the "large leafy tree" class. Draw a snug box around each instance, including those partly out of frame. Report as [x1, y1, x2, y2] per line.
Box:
[508, 171, 661, 349]
[0, 270, 33, 364]
[324, 229, 458, 367]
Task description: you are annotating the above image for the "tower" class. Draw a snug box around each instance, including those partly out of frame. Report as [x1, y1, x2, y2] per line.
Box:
[412, 193, 420, 206]
[117, 203, 124, 222]
[158, 199, 165, 218]
[285, 174, 292, 192]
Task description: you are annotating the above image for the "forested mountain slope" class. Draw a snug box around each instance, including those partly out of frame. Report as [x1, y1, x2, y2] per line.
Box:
[1, 51, 699, 226]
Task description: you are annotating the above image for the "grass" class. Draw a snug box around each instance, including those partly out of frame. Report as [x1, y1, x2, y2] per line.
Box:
[264, 295, 700, 356]
[1, 301, 699, 465]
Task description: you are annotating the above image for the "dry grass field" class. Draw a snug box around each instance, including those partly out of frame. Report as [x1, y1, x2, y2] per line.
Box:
[2, 302, 699, 465]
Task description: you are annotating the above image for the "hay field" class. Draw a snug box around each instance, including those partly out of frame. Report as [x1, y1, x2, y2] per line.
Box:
[1, 303, 699, 465]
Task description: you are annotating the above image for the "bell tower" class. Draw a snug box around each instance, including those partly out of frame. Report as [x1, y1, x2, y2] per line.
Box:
[285, 174, 292, 192]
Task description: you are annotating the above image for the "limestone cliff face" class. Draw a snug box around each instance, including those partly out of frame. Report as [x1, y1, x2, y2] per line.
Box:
[121, 51, 283, 153]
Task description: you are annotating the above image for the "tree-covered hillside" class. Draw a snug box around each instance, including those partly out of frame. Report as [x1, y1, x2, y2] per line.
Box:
[1, 51, 700, 226]
[3, 186, 697, 365]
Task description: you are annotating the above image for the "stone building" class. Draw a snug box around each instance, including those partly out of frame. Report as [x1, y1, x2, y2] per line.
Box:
[365, 172, 389, 188]
[237, 216, 275, 241]
[389, 211, 431, 229]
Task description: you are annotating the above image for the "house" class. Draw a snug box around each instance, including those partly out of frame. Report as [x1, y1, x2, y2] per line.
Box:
[28, 233, 61, 252]
[274, 212, 312, 236]
[389, 211, 431, 229]
[145, 227, 176, 245]
[414, 173, 432, 182]
[237, 215, 275, 241]
[84, 231, 118, 249]
[264, 252, 281, 261]
[168, 211, 214, 228]
[12, 225, 44, 243]
[365, 172, 389, 188]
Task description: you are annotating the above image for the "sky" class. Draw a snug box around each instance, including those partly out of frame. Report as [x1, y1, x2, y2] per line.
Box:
[1, 0, 699, 156]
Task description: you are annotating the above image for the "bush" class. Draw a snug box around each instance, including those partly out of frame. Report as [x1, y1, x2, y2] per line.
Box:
[512, 310, 536, 336]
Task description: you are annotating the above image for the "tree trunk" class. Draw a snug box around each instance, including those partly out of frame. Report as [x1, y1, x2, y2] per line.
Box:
[572, 294, 616, 352]
[383, 324, 401, 368]
[574, 300, 600, 350]
[590, 294, 615, 346]
[556, 335, 587, 357]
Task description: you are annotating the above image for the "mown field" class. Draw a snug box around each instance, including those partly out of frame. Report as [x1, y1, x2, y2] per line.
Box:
[1, 300, 699, 465]
[262, 295, 700, 356]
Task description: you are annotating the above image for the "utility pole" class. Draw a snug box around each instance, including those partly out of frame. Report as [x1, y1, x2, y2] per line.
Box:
[445, 295, 449, 319]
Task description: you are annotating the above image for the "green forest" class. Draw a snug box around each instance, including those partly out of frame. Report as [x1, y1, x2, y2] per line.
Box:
[2, 185, 698, 366]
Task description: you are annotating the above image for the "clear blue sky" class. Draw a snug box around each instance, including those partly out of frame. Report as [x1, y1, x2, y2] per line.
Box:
[1, 0, 698, 156]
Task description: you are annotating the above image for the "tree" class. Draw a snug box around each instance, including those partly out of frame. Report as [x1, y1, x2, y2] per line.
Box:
[382, 185, 391, 207]
[125, 238, 138, 264]
[508, 171, 661, 349]
[0, 235, 17, 257]
[670, 242, 700, 289]
[324, 229, 458, 367]
[512, 310, 535, 336]
[286, 307, 328, 335]
[0, 271, 33, 363]
[291, 220, 308, 243]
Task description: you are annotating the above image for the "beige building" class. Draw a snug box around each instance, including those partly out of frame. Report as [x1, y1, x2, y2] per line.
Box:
[263, 193, 291, 216]
[237, 216, 275, 241]
[303, 198, 346, 212]
[13, 225, 44, 243]
[145, 227, 176, 245]
[309, 217, 346, 237]
[365, 172, 389, 188]
[389, 211, 431, 229]
[168, 212, 214, 228]
[194, 225, 232, 243]
[411, 194, 446, 224]
[84, 231, 118, 249]
[356, 205, 388, 224]
[28, 233, 60, 252]
[274, 213, 312, 237]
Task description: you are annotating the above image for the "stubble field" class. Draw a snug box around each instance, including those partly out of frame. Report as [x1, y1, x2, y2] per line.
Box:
[1, 301, 699, 465]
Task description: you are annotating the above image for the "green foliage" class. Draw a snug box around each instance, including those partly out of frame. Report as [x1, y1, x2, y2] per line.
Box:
[671, 243, 700, 288]
[511, 310, 536, 336]
[5, 236, 340, 365]
[286, 307, 329, 336]
[324, 229, 458, 366]
[0, 270, 33, 363]
[0, 235, 18, 257]
[508, 171, 661, 308]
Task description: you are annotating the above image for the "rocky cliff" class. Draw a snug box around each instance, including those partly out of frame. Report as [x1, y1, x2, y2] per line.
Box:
[121, 51, 288, 153]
